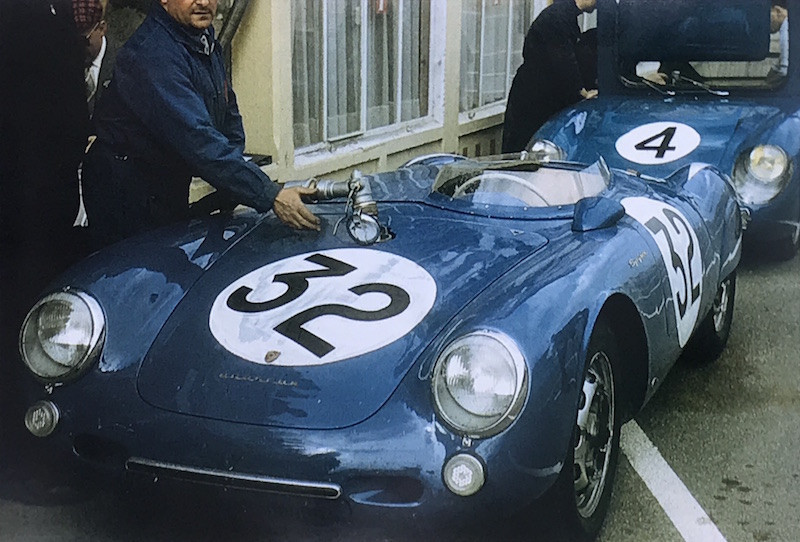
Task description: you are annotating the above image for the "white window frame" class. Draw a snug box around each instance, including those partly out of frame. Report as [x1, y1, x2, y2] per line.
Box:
[297, 0, 442, 156]
[458, 0, 547, 125]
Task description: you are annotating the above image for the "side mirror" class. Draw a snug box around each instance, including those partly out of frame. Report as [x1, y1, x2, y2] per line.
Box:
[572, 197, 625, 232]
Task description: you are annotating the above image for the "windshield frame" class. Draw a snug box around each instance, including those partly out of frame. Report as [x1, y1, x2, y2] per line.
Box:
[597, 0, 800, 101]
[428, 158, 612, 220]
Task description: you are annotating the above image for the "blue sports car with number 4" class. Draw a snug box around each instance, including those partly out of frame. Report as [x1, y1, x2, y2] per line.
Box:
[533, 0, 800, 260]
[19, 152, 740, 540]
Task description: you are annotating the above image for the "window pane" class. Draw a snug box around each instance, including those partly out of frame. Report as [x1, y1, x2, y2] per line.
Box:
[460, 0, 534, 113]
[292, 1, 324, 147]
[508, 0, 533, 90]
[293, 0, 432, 149]
[367, 0, 397, 129]
[400, 0, 430, 122]
[327, 0, 362, 139]
[460, 0, 482, 111]
[481, 1, 511, 105]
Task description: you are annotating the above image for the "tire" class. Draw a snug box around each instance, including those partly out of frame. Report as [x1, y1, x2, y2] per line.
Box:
[772, 229, 799, 261]
[542, 321, 622, 541]
[686, 272, 736, 362]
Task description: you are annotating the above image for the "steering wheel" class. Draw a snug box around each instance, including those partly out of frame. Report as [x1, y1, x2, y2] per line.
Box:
[452, 171, 552, 206]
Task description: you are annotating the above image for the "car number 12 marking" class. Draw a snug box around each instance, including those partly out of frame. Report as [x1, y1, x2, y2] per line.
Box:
[622, 197, 703, 347]
[209, 248, 436, 366]
[616, 122, 701, 165]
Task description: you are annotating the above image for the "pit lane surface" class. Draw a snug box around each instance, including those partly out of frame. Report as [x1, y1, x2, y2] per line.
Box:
[0, 251, 797, 542]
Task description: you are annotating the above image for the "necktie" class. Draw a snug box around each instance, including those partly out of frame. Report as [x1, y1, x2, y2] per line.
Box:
[85, 68, 97, 101]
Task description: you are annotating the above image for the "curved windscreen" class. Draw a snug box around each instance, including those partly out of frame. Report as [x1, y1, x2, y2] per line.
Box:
[617, 0, 789, 91]
[432, 160, 609, 208]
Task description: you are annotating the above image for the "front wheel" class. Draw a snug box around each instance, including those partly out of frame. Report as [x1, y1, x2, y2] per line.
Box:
[686, 272, 736, 362]
[772, 228, 799, 261]
[543, 321, 621, 541]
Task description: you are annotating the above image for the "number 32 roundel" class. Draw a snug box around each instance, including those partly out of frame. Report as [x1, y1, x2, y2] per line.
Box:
[209, 248, 437, 367]
[622, 197, 703, 347]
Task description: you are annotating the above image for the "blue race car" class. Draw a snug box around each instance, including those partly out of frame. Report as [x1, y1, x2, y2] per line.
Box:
[19, 154, 740, 540]
[532, 0, 800, 259]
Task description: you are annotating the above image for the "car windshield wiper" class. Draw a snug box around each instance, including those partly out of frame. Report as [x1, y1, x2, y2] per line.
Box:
[620, 75, 675, 97]
[671, 71, 729, 96]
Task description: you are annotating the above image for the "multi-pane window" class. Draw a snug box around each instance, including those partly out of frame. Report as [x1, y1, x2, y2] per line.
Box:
[460, 0, 544, 112]
[292, 0, 431, 149]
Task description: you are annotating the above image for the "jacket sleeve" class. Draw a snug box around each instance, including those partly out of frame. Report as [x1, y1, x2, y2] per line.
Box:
[221, 82, 246, 153]
[536, 12, 585, 100]
[112, 45, 279, 212]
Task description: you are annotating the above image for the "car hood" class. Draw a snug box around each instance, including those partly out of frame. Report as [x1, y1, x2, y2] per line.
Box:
[137, 206, 548, 429]
[545, 98, 783, 178]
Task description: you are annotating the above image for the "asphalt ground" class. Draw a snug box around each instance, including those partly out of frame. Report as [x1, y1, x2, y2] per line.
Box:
[0, 248, 797, 541]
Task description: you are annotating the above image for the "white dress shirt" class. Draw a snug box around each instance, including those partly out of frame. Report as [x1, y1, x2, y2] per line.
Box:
[85, 35, 107, 101]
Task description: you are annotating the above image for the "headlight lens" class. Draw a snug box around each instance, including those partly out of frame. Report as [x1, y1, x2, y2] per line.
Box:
[524, 139, 566, 161]
[432, 331, 527, 438]
[733, 145, 791, 205]
[20, 291, 105, 381]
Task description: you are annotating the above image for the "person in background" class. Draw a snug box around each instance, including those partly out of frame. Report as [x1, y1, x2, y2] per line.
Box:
[0, 0, 90, 455]
[74, 0, 117, 117]
[82, 0, 320, 250]
[0, 0, 89, 322]
[501, 0, 598, 154]
[768, 0, 789, 81]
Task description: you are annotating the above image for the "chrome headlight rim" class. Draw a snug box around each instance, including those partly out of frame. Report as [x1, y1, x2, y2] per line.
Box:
[733, 144, 792, 205]
[19, 289, 105, 383]
[524, 139, 566, 162]
[431, 330, 528, 439]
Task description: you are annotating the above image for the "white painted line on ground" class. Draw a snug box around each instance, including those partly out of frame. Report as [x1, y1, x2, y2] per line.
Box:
[620, 421, 727, 542]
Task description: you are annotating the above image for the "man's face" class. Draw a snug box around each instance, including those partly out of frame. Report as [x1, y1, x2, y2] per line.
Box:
[160, 0, 218, 30]
[577, 0, 597, 14]
[84, 20, 106, 67]
[771, 5, 788, 33]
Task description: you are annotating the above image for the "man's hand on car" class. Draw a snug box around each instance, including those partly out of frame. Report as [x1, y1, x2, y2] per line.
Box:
[273, 186, 322, 231]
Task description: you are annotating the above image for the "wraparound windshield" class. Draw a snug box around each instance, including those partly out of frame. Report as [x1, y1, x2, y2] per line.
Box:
[619, 4, 789, 92]
[432, 161, 609, 208]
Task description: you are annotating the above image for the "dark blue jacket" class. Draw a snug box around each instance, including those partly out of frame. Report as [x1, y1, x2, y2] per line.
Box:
[83, 2, 279, 246]
[502, 0, 585, 153]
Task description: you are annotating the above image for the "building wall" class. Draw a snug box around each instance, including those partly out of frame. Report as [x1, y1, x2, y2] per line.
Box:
[231, 0, 528, 184]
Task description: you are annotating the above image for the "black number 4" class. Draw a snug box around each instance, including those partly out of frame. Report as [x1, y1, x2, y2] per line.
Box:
[634, 126, 677, 158]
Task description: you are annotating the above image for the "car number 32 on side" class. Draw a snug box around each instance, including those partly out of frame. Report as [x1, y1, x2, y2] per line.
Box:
[19, 152, 741, 540]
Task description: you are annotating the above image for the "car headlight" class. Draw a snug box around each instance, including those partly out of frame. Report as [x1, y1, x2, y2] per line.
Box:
[432, 331, 527, 438]
[732, 145, 791, 205]
[524, 139, 566, 161]
[19, 290, 105, 381]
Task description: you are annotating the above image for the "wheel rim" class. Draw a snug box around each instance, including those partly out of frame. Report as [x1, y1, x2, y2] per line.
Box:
[573, 351, 615, 519]
[712, 279, 730, 333]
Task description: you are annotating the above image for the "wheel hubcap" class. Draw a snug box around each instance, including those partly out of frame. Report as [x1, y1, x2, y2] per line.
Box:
[712, 279, 730, 333]
[573, 351, 615, 518]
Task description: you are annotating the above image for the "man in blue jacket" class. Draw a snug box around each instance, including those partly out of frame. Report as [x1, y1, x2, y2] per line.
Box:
[82, 0, 319, 249]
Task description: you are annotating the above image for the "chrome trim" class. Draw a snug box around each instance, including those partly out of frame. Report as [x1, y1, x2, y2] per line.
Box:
[126, 458, 342, 499]
[19, 289, 106, 383]
[401, 153, 466, 167]
[432, 330, 528, 438]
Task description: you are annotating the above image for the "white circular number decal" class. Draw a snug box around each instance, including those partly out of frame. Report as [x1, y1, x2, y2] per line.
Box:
[209, 248, 437, 366]
[622, 197, 703, 347]
[616, 122, 701, 165]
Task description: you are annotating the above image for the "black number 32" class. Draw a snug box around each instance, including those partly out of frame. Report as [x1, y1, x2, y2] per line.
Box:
[645, 210, 701, 318]
[226, 253, 410, 357]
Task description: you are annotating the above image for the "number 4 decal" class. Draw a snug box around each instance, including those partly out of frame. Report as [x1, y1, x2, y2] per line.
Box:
[634, 126, 677, 159]
[616, 122, 700, 165]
